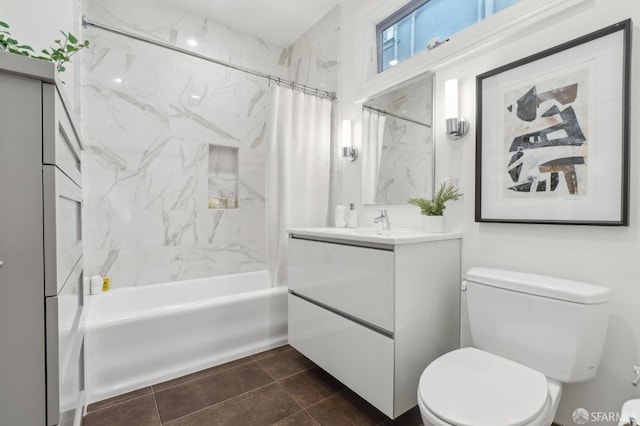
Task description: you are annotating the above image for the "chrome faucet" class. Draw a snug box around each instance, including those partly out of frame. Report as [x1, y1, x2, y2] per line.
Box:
[632, 365, 640, 387]
[373, 210, 391, 231]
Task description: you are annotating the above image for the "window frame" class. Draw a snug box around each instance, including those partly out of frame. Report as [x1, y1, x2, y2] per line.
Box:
[355, 0, 589, 103]
[376, 0, 429, 73]
[375, 0, 526, 73]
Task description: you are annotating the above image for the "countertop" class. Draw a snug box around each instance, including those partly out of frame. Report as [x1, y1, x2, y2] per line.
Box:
[288, 227, 462, 246]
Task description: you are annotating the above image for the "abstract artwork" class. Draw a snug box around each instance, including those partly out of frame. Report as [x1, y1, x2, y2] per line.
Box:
[475, 19, 631, 225]
[503, 68, 588, 197]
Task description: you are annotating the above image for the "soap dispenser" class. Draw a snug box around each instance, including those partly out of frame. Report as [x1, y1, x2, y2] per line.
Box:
[346, 203, 358, 228]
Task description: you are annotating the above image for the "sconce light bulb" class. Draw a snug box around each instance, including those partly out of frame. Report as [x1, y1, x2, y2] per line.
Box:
[444, 79, 459, 120]
[341, 120, 352, 149]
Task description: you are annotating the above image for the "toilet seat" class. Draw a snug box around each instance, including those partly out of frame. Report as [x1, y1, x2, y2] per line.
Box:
[418, 348, 550, 426]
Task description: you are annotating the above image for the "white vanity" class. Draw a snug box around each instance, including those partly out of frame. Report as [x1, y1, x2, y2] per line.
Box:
[287, 227, 461, 419]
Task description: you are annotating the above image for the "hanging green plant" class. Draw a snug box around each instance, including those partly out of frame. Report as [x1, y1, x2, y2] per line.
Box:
[0, 20, 89, 73]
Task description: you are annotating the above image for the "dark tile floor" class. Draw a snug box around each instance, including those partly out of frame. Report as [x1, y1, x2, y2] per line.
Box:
[83, 345, 423, 426]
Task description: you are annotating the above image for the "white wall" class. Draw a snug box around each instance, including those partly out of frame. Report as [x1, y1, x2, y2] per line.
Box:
[340, 0, 640, 424]
[1, 0, 82, 110]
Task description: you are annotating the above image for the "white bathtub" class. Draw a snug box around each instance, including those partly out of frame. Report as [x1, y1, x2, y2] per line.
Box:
[85, 270, 288, 403]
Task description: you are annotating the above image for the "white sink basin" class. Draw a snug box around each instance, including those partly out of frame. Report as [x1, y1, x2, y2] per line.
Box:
[287, 227, 461, 245]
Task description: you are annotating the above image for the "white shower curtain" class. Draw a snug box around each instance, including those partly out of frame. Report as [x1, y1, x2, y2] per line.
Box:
[362, 109, 387, 204]
[266, 85, 332, 286]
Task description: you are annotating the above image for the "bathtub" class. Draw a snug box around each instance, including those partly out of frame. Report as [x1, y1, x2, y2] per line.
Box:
[85, 270, 288, 403]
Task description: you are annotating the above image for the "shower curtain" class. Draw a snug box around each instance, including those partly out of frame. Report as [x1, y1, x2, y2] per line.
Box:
[362, 109, 387, 203]
[266, 85, 332, 286]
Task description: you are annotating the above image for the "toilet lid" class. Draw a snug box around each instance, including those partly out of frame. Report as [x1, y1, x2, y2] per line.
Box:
[419, 348, 549, 426]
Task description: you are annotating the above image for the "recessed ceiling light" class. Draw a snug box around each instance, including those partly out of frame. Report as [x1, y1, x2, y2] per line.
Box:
[388, 59, 399, 67]
[187, 39, 198, 47]
[114, 77, 122, 83]
[191, 94, 201, 100]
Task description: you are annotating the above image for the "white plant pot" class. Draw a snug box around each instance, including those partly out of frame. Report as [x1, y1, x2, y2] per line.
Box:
[422, 215, 446, 233]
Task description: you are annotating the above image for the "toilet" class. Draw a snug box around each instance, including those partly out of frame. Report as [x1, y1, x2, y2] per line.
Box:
[417, 267, 611, 426]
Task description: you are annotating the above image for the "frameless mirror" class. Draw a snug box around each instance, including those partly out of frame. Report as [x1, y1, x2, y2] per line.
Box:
[361, 73, 434, 205]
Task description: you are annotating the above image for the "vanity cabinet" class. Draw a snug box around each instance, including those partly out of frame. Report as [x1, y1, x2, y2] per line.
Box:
[0, 52, 85, 426]
[287, 229, 461, 419]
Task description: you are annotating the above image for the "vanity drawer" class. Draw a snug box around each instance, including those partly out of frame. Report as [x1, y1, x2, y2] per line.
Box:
[43, 84, 82, 186]
[288, 237, 395, 332]
[288, 294, 394, 418]
[45, 258, 84, 426]
[43, 165, 83, 297]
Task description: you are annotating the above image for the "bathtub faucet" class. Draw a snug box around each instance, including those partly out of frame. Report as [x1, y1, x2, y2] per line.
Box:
[632, 365, 640, 387]
[374, 210, 391, 231]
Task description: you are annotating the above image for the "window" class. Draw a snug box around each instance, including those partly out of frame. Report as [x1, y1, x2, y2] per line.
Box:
[377, 0, 521, 72]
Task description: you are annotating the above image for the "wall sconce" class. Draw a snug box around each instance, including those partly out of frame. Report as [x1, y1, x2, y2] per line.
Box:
[342, 120, 358, 161]
[444, 79, 469, 139]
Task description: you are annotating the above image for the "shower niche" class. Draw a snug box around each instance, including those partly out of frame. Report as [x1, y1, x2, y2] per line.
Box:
[208, 144, 239, 209]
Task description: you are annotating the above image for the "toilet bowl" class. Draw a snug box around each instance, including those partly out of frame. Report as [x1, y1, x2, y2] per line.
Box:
[417, 268, 610, 426]
[619, 399, 640, 426]
[417, 348, 562, 426]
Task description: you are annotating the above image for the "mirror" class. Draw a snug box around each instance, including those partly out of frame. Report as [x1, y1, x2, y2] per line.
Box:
[361, 73, 434, 205]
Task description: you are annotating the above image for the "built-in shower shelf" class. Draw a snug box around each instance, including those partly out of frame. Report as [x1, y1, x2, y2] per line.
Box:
[208, 144, 239, 210]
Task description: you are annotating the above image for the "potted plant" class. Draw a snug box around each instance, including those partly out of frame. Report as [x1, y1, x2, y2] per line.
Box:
[409, 182, 462, 232]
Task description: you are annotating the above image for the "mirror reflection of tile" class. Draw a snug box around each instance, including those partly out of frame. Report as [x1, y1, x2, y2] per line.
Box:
[362, 73, 434, 206]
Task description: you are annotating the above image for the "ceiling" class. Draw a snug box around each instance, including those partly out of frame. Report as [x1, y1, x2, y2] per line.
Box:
[165, 0, 342, 47]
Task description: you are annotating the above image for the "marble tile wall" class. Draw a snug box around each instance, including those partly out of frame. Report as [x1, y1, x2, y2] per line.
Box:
[80, 0, 341, 287]
[371, 74, 434, 204]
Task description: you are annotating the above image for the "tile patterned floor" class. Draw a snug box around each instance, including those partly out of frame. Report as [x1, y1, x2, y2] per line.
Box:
[82, 345, 423, 426]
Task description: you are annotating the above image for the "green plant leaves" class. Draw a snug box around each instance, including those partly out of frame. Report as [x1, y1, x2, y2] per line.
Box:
[0, 20, 90, 74]
[409, 182, 463, 216]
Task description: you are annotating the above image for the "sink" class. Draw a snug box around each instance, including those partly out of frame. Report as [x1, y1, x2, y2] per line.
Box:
[287, 227, 461, 245]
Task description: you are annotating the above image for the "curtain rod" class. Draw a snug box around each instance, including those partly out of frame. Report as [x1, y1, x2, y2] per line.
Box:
[81, 16, 337, 101]
[363, 104, 431, 128]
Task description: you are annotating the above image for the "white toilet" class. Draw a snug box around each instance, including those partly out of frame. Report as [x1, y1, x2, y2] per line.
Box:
[417, 267, 611, 426]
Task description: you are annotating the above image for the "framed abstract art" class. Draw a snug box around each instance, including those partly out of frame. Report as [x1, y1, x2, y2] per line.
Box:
[475, 19, 631, 225]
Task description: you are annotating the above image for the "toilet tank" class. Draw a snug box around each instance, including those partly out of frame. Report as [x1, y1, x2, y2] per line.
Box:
[466, 267, 611, 383]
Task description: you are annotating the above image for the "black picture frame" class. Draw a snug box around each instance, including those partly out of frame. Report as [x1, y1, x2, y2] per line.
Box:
[475, 19, 631, 226]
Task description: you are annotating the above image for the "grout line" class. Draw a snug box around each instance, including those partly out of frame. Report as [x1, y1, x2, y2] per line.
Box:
[161, 381, 279, 425]
[151, 358, 256, 394]
[275, 409, 322, 426]
[151, 391, 163, 425]
[305, 388, 347, 412]
[302, 407, 323, 426]
[251, 345, 293, 362]
[250, 360, 313, 424]
[255, 354, 316, 383]
[274, 380, 304, 411]
[85, 392, 152, 415]
[253, 349, 296, 367]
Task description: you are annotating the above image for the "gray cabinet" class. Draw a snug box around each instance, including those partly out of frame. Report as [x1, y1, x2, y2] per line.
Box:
[0, 52, 85, 426]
